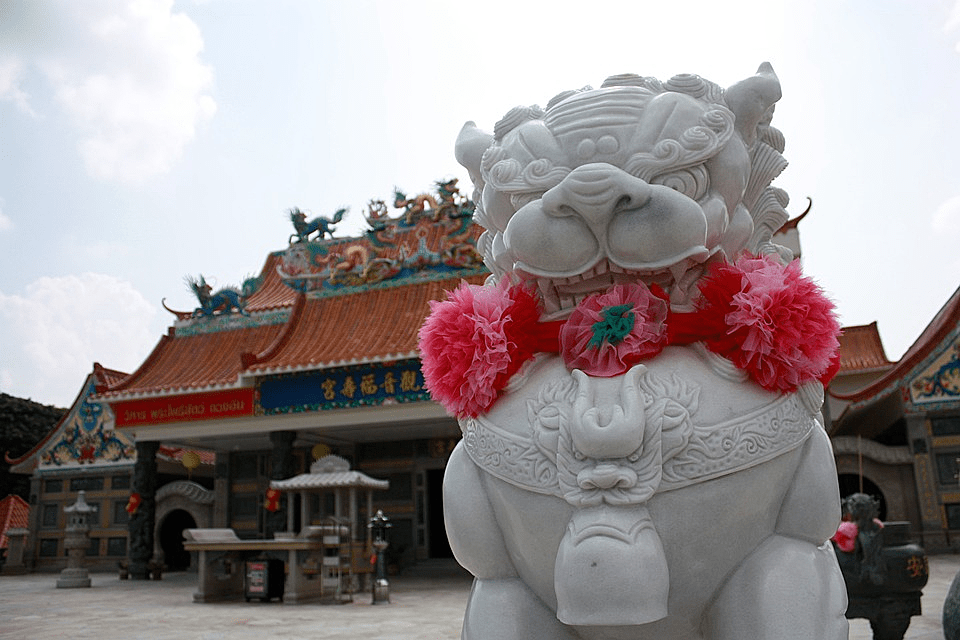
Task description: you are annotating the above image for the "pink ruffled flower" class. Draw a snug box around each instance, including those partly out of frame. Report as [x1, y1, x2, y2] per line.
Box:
[560, 283, 668, 377]
[418, 279, 543, 418]
[697, 255, 841, 392]
[831, 520, 858, 553]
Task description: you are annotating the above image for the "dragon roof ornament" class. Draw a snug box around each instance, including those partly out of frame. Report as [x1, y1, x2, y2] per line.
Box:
[275, 178, 484, 295]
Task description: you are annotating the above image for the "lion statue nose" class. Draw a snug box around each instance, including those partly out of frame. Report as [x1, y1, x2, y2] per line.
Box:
[504, 163, 710, 277]
[542, 164, 655, 229]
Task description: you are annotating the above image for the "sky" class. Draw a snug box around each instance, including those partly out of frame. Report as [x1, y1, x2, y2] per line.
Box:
[1, 0, 959, 408]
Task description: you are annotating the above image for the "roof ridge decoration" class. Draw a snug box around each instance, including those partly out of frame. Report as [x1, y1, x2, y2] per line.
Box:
[288, 207, 347, 243]
[173, 307, 291, 337]
[910, 339, 960, 403]
[163, 273, 263, 321]
[277, 178, 485, 295]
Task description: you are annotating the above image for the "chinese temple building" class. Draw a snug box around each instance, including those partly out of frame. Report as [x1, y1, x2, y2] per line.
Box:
[8, 181, 485, 576]
[6, 184, 960, 573]
[827, 285, 960, 551]
[5, 366, 217, 571]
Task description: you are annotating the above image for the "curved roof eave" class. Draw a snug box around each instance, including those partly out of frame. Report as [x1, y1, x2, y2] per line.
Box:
[829, 285, 960, 405]
[6, 367, 123, 468]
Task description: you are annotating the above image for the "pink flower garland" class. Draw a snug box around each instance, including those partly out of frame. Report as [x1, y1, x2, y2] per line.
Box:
[418, 279, 557, 418]
[418, 254, 841, 418]
[559, 283, 669, 377]
[689, 255, 841, 392]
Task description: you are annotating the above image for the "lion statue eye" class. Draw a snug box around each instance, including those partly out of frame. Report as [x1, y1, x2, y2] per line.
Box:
[651, 165, 709, 202]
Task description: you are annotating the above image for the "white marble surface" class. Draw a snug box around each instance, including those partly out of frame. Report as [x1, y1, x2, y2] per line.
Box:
[444, 65, 847, 639]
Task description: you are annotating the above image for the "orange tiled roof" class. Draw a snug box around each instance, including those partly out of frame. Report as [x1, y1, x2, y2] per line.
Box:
[92, 363, 130, 388]
[832, 285, 960, 403]
[0, 495, 29, 548]
[244, 252, 299, 312]
[99, 323, 285, 398]
[99, 274, 487, 398]
[837, 322, 893, 373]
[246, 274, 488, 374]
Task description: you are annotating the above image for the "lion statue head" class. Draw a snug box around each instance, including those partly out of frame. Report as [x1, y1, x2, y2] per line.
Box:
[455, 63, 790, 317]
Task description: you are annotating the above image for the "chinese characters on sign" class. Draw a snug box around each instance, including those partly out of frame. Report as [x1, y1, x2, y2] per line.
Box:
[257, 360, 429, 414]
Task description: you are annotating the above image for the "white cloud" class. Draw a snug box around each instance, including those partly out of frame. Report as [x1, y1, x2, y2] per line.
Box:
[0, 199, 12, 232]
[948, 1, 960, 31]
[0, 273, 157, 407]
[946, 1, 960, 52]
[933, 195, 960, 234]
[1, 0, 216, 184]
[0, 56, 36, 116]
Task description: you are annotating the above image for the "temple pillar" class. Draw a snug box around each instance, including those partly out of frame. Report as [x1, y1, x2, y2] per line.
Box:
[25, 476, 41, 571]
[905, 414, 947, 550]
[266, 430, 296, 537]
[128, 440, 159, 579]
[214, 454, 230, 528]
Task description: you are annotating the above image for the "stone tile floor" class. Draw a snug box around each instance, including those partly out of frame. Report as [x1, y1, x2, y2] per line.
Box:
[1, 555, 958, 639]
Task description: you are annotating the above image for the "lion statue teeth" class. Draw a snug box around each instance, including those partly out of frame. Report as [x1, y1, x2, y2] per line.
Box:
[423, 64, 847, 640]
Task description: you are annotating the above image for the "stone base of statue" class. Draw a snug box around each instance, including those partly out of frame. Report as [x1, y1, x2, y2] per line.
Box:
[57, 566, 92, 589]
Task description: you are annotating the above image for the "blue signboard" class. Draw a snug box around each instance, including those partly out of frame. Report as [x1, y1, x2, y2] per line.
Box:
[257, 359, 430, 415]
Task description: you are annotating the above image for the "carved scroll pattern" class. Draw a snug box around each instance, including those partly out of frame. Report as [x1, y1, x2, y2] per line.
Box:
[462, 372, 816, 498]
[461, 417, 560, 495]
[660, 393, 814, 490]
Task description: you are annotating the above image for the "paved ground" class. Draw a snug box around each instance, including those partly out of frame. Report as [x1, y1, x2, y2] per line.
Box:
[2, 555, 959, 639]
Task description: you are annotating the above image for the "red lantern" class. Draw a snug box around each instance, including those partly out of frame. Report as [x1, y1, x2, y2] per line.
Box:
[126, 492, 142, 514]
[264, 488, 281, 512]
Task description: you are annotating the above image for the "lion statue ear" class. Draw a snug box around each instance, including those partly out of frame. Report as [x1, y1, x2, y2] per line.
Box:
[455, 121, 494, 192]
[725, 62, 781, 147]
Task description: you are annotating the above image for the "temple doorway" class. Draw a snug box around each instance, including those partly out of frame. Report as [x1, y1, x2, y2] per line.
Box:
[159, 509, 196, 571]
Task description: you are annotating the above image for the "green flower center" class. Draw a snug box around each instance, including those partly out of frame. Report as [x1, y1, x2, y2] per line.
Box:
[589, 303, 635, 349]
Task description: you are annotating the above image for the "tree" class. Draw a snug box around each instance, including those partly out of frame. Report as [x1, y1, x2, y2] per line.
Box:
[0, 393, 66, 499]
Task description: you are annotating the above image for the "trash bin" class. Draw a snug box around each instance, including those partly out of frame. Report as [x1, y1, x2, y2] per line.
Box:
[245, 558, 284, 602]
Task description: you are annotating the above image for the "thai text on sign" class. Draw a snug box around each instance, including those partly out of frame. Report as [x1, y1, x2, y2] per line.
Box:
[111, 388, 255, 427]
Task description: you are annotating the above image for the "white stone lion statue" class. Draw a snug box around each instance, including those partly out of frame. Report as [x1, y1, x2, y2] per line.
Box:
[419, 64, 848, 640]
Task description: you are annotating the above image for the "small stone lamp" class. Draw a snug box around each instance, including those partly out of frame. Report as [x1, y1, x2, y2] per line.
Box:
[367, 509, 391, 604]
[57, 490, 97, 588]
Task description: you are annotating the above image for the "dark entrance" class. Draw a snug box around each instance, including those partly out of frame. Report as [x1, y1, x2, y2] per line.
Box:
[159, 509, 196, 571]
[427, 468, 452, 558]
[838, 474, 888, 521]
